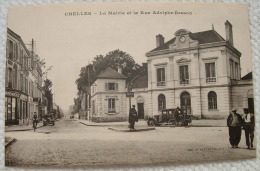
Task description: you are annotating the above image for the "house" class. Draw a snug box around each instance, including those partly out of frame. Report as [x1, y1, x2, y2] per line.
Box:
[90, 67, 128, 122]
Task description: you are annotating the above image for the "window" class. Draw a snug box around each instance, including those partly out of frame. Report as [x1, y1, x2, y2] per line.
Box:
[105, 83, 118, 91]
[14, 43, 18, 61]
[157, 68, 165, 86]
[8, 40, 14, 60]
[179, 65, 189, 84]
[235, 62, 239, 80]
[8, 68, 13, 88]
[158, 94, 166, 111]
[208, 91, 217, 109]
[108, 98, 116, 113]
[230, 60, 234, 79]
[205, 63, 216, 82]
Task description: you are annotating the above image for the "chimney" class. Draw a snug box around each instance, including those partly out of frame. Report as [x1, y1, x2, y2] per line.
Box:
[142, 63, 147, 71]
[225, 20, 233, 46]
[156, 34, 164, 47]
[117, 66, 122, 74]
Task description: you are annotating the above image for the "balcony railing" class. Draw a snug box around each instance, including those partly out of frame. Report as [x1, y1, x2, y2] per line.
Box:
[108, 108, 116, 113]
[157, 81, 166, 86]
[206, 77, 216, 83]
[180, 80, 189, 85]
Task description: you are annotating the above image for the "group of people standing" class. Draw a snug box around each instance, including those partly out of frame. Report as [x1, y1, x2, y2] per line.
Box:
[227, 108, 255, 149]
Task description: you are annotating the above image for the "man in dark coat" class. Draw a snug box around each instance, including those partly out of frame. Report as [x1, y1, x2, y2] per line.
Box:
[129, 105, 138, 131]
[227, 108, 244, 148]
[243, 108, 255, 149]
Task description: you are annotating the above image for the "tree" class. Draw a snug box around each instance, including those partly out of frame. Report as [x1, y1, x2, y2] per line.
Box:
[42, 79, 53, 112]
[75, 49, 145, 91]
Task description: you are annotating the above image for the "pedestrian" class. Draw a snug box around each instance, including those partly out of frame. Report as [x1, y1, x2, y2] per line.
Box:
[129, 105, 138, 131]
[32, 112, 38, 131]
[227, 108, 243, 148]
[243, 108, 255, 149]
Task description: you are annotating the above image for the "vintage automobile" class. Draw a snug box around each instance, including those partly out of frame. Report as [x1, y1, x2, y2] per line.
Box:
[147, 108, 192, 126]
[43, 114, 55, 126]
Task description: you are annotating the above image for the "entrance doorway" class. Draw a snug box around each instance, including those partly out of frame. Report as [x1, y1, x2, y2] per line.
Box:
[137, 103, 144, 119]
[248, 89, 254, 113]
[180, 91, 191, 115]
[136, 96, 144, 119]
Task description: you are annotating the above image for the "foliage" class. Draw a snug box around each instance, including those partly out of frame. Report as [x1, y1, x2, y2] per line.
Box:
[42, 79, 53, 112]
[75, 49, 145, 91]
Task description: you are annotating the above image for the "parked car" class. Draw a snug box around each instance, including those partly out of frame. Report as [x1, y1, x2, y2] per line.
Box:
[147, 108, 192, 126]
[43, 114, 55, 126]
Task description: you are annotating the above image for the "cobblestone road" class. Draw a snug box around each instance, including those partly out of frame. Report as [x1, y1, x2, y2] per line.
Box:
[5, 118, 256, 168]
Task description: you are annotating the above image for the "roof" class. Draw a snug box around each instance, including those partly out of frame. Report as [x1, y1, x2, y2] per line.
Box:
[150, 30, 225, 52]
[131, 71, 148, 89]
[96, 67, 127, 79]
[241, 72, 252, 80]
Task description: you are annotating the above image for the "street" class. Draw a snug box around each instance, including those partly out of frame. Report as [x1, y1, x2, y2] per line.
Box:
[5, 118, 256, 168]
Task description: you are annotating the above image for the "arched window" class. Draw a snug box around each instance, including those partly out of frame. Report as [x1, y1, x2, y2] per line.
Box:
[158, 94, 166, 111]
[208, 91, 217, 109]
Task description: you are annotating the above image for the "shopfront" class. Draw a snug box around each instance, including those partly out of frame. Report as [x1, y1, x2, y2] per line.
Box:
[5, 91, 19, 125]
[5, 91, 28, 125]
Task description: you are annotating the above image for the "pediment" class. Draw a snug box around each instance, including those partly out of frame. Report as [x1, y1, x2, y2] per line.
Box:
[176, 58, 191, 63]
[174, 29, 190, 36]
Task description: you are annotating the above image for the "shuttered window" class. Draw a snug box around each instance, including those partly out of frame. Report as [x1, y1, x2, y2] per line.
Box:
[105, 83, 118, 91]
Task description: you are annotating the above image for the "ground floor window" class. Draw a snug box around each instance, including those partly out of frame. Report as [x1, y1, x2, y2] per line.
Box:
[108, 98, 116, 113]
[5, 96, 17, 125]
[208, 91, 217, 109]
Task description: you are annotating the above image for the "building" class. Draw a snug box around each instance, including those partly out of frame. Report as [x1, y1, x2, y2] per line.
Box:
[5, 28, 44, 125]
[144, 20, 252, 119]
[90, 67, 128, 122]
[89, 20, 254, 122]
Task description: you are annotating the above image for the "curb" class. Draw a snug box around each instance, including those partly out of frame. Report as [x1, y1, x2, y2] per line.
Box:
[108, 127, 156, 132]
[5, 138, 16, 148]
[79, 121, 226, 128]
[5, 125, 45, 132]
[79, 122, 114, 127]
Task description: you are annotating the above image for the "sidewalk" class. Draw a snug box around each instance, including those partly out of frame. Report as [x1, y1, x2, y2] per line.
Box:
[79, 120, 155, 132]
[5, 137, 16, 148]
[5, 122, 44, 132]
[78, 119, 227, 128]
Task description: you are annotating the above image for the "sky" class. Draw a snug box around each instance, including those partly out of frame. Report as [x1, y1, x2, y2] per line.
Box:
[7, 2, 253, 111]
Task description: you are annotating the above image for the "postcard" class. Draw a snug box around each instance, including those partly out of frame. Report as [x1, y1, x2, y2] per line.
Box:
[4, 2, 256, 168]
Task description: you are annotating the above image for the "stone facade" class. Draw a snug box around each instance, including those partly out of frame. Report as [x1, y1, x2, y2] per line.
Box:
[91, 68, 128, 122]
[89, 21, 254, 122]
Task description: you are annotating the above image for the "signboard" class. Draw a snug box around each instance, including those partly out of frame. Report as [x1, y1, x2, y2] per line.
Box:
[126, 92, 134, 97]
[6, 91, 21, 98]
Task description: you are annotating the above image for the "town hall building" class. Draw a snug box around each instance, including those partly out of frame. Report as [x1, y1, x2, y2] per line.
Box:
[90, 20, 254, 122]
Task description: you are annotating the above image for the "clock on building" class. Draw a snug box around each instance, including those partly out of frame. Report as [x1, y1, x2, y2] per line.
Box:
[179, 36, 186, 43]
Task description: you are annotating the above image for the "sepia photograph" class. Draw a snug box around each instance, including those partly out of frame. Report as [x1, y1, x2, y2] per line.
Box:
[3, 1, 257, 169]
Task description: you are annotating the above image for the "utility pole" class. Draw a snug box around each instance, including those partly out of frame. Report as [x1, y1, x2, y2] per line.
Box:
[87, 63, 90, 121]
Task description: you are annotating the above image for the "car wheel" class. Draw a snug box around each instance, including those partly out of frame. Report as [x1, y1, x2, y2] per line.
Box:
[168, 119, 176, 126]
[183, 121, 189, 126]
[148, 119, 155, 126]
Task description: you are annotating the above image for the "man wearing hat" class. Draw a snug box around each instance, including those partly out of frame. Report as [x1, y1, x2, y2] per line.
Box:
[129, 105, 138, 131]
[227, 108, 244, 148]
